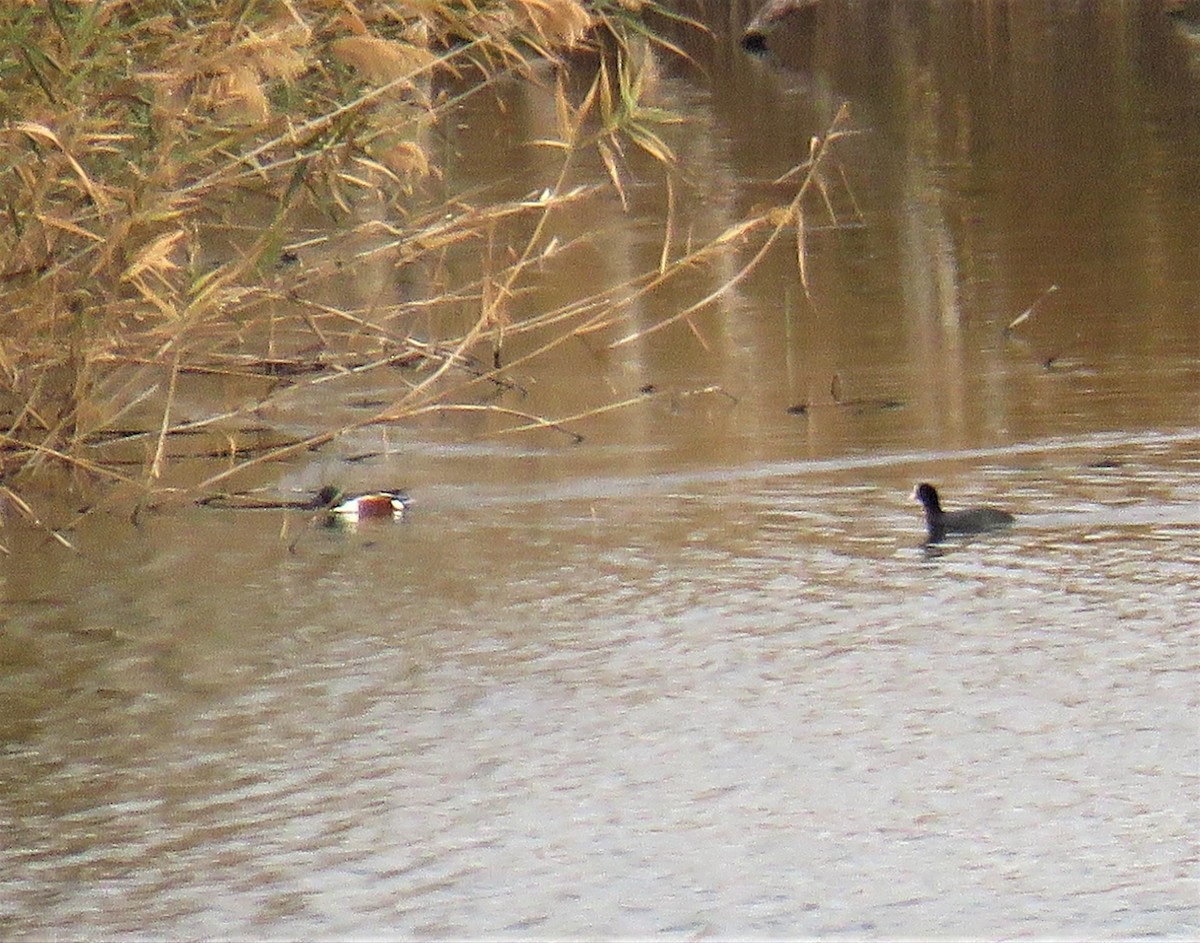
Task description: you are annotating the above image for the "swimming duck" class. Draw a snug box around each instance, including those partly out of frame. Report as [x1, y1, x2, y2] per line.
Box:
[313, 485, 410, 521]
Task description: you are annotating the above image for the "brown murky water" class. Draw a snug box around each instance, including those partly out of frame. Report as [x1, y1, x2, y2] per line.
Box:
[3, 3, 1199, 938]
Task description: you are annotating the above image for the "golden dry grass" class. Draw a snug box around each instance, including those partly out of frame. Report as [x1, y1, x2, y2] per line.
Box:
[0, 0, 857, 544]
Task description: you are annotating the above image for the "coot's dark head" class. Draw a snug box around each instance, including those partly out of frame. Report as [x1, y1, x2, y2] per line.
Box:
[912, 482, 942, 512]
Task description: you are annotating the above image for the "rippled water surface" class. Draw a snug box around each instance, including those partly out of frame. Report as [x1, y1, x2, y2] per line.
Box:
[4, 436, 1197, 938]
[3, 2, 1199, 939]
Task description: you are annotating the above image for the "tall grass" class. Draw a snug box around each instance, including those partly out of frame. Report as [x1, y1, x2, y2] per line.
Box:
[0, 0, 855, 538]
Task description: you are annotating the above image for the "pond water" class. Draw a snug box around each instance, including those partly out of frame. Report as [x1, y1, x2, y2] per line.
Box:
[2, 2, 1199, 939]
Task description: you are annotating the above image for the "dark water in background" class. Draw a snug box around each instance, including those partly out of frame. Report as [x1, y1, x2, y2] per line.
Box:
[2, 3, 1198, 938]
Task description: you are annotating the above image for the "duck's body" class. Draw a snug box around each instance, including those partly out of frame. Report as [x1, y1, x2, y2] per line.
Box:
[313, 486, 409, 521]
[912, 482, 1013, 541]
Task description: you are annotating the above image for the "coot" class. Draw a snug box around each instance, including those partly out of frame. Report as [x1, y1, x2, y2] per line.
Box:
[912, 482, 1014, 541]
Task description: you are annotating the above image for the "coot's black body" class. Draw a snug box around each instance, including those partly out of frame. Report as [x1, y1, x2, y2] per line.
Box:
[912, 482, 1014, 541]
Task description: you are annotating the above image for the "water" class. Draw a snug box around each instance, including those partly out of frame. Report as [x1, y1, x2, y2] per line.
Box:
[2, 3, 1199, 939]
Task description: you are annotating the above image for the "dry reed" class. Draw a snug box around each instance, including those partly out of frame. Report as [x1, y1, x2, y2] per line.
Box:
[0, 0, 857, 537]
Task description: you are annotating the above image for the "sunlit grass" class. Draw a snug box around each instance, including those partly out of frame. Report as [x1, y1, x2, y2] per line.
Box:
[0, 0, 858, 541]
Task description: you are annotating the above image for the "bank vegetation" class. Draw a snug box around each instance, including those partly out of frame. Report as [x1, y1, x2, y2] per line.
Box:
[0, 0, 849, 535]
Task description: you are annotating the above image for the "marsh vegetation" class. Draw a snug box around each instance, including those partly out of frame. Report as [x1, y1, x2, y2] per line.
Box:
[0, 0, 853, 531]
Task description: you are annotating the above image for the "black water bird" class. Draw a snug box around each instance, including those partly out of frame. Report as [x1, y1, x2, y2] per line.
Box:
[741, 0, 819, 50]
[912, 482, 1014, 542]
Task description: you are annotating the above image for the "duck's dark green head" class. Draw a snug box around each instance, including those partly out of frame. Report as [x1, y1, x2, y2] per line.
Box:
[314, 485, 343, 509]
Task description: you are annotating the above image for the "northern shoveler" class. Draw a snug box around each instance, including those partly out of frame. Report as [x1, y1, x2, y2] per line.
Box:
[313, 485, 410, 521]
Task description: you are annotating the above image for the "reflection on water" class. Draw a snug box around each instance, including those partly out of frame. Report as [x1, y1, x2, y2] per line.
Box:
[3, 4, 1199, 939]
[2, 434, 1197, 938]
